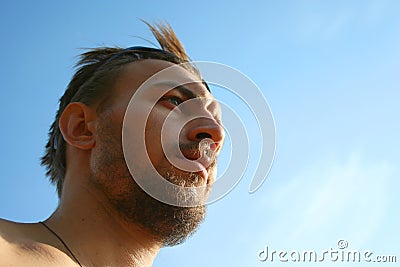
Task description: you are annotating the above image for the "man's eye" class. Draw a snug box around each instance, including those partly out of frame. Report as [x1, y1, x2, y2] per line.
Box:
[162, 96, 183, 106]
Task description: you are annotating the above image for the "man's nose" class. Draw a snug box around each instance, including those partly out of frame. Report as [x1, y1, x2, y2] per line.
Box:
[187, 118, 225, 150]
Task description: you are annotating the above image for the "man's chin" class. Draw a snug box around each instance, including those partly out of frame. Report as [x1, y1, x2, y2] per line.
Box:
[142, 171, 210, 246]
[107, 178, 207, 247]
[158, 204, 207, 247]
[168, 175, 214, 207]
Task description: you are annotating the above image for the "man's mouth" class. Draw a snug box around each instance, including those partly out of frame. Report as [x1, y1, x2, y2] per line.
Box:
[178, 143, 217, 184]
[176, 154, 210, 182]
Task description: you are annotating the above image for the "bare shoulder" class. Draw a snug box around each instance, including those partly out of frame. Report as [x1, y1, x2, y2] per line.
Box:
[0, 218, 29, 266]
[0, 218, 73, 266]
[0, 218, 19, 246]
[0, 219, 44, 266]
[0, 218, 33, 246]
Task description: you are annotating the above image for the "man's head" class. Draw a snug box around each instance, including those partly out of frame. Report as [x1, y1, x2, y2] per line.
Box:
[41, 22, 224, 246]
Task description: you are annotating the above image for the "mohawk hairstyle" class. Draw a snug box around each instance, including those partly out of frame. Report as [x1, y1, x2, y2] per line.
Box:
[143, 20, 190, 62]
[41, 21, 201, 197]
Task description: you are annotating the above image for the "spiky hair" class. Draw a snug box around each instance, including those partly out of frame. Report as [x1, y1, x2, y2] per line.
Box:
[144, 21, 190, 61]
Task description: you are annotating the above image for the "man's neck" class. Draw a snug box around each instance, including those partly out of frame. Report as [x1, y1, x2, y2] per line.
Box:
[45, 180, 161, 267]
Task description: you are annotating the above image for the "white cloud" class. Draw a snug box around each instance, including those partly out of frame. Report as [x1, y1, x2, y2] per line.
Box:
[265, 152, 392, 249]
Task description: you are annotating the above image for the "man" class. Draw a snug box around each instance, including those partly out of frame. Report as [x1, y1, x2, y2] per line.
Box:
[0, 22, 224, 266]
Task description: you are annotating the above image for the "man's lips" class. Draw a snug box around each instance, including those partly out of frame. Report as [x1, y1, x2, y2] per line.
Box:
[175, 149, 216, 183]
[174, 140, 218, 183]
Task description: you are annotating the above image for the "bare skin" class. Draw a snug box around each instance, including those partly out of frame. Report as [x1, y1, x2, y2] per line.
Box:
[0, 59, 224, 266]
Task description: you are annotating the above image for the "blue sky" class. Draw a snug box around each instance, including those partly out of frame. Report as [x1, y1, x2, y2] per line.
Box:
[1, 1, 399, 266]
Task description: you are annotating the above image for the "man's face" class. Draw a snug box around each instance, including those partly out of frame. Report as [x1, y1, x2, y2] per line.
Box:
[90, 59, 224, 246]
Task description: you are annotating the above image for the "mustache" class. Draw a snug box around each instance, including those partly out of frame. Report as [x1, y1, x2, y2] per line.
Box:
[179, 143, 200, 151]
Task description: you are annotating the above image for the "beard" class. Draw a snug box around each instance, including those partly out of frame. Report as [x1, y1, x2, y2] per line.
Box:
[89, 113, 208, 246]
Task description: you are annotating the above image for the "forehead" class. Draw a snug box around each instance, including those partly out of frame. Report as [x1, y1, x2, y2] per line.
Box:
[114, 59, 213, 99]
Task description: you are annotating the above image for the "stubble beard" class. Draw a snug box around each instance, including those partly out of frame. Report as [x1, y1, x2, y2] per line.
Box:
[90, 118, 208, 246]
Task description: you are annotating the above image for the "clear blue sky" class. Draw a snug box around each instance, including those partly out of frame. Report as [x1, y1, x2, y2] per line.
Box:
[1, 1, 399, 266]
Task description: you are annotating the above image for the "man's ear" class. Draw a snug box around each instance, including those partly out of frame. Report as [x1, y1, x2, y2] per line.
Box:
[59, 102, 97, 150]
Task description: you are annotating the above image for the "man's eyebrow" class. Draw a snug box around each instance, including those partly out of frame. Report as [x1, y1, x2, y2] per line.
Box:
[155, 81, 206, 99]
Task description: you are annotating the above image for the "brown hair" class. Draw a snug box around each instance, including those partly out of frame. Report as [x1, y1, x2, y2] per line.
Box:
[41, 21, 198, 197]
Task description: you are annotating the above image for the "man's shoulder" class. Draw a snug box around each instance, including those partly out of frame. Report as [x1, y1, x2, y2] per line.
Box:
[0, 218, 32, 244]
[0, 219, 24, 265]
[0, 218, 18, 245]
[0, 218, 69, 266]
